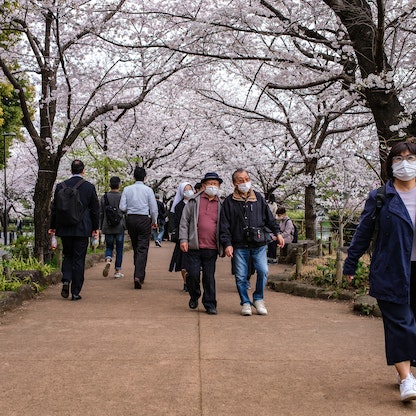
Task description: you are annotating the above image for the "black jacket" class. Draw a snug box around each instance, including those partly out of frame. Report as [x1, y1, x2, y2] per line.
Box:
[219, 191, 279, 248]
[50, 176, 100, 237]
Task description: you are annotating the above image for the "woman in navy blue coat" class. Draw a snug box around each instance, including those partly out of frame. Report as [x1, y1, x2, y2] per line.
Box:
[344, 140, 416, 402]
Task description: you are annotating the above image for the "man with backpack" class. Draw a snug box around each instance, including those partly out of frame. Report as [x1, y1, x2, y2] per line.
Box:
[100, 176, 125, 279]
[49, 160, 100, 301]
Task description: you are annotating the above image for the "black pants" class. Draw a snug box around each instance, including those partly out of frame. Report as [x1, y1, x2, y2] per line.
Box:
[126, 215, 152, 281]
[61, 236, 89, 296]
[186, 249, 218, 310]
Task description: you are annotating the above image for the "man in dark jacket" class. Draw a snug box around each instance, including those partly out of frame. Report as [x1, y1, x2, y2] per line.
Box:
[49, 160, 100, 301]
[220, 168, 284, 316]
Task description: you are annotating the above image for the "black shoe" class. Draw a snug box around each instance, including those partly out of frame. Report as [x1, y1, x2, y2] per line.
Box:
[61, 282, 70, 299]
[134, 279, 142, 290]
[206, 308, 217, 315]
[189, 298, 198, 309]
[71, 294, 82, 301]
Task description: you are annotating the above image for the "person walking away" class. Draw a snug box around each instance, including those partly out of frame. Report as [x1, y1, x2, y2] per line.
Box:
[100, 176, 125, 279]
[344, 139, 416, 402]
[267, 194, 279, 264]
[49, 159, 100, 301]
[119, 166, 158, 290]
[220, 168, 284, 316]
[179, 173, 223, 315]
[169, 182, 194, 291]
[153, 194, 167, 247]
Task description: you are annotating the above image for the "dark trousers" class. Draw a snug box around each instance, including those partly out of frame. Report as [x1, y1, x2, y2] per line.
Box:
[186, 249, 218, 310]
[126, 215, 152, 281]
[377, 261, 416, 365]
[61, 236, 89, 296]
[267, 240, 277, 259]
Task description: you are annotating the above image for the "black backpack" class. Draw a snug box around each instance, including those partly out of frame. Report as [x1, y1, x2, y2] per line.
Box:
[292, 222, 299, 243]
[104, 193, 122, 227]
[55, 179, 86, 226]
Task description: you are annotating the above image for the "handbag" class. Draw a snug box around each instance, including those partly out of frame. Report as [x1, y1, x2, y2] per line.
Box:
[244, 226, 273, 246]
[235, 202, 274, 246]
[171, 228, 179, 243]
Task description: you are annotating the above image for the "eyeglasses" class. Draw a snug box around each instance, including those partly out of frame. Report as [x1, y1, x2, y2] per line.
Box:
[392, 154, 416, 163]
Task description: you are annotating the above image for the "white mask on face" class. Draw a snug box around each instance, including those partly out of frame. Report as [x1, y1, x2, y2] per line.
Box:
[183, 190, 194, 198]
[392, 160, 416, 181]
[237, 181, 251, 193]
[204, 186, 219, 197]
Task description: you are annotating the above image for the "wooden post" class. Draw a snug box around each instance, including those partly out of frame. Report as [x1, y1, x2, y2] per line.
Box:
[336, 248, 343, 284]
[302, 243, 308, 264]
[328, 236, 333, 255]
[2, 253, 10, 280]
[295, 247, 303, 277]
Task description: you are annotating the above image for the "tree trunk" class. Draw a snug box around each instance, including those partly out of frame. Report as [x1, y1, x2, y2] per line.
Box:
[324, 0, 406, 168]
[33, 154, 59, 261]
[304, 184, 316, 241]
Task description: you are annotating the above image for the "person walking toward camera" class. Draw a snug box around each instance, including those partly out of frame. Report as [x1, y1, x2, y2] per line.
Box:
[344, 139, 416, 402]
[119, 166, 158, 290]
[100, 176, 125, 279]
[179, 173, 223, 315]
[49, 160, 100, 301]
[220, 168, 283, 316]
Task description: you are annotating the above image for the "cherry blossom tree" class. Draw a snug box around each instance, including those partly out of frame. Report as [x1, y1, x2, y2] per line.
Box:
[0, 0, 198, 258]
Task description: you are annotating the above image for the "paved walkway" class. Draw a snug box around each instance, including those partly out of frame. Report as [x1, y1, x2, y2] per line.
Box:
[0, 242, 413, 415]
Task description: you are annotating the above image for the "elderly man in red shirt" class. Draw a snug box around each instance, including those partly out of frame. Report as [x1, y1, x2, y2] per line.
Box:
[179, 172, 223, 315]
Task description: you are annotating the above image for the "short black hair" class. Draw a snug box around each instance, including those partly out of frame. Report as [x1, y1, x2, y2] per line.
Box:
[276, 206, 286, 215]
[71, 160, 84, 174]
[194, 182, 202, 191]
[134, 166, 146, 181]
[109, 176, 121, 190]
[385, 139, 416, 179]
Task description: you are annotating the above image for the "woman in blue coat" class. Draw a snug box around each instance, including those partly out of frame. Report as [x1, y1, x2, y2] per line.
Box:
[344, 140, 416, 402]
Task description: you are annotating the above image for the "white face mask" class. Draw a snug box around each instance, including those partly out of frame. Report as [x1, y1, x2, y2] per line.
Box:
[183, 190, 194, 198]
[392, 160, 416, 181]
[204, 186, 219, 197]
[237, 181, 251, 193]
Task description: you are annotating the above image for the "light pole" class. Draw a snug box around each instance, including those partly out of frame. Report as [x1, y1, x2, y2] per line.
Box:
[2, 133, 16, 245]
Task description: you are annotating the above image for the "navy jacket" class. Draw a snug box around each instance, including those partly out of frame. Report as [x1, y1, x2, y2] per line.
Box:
[343, 180, 413, 304]
[50, 176, 100, 237]
[220, 191, 280, 249]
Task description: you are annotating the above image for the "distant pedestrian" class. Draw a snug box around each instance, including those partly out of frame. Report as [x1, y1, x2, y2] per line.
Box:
[49, 159, 100, 301]
[153, 194, 167, 247]
[220, 168, 284, 316]
[180, 173, 223, 314]
[100, 176, 125, 279]
[169, 182, 194, 291]
[267, 194, 278, 264]
[119, 166, 158, 290]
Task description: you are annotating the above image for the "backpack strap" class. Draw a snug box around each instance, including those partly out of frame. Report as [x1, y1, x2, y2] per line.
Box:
[371, 184, 386, 220]
[104, 192, 110, 206]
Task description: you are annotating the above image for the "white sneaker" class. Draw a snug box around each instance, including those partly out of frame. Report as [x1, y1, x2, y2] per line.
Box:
[253, 300, 268, 315]
[400, 373, 416, 401]
[114, 272, 124, 279]
[241, 303, 252, 316]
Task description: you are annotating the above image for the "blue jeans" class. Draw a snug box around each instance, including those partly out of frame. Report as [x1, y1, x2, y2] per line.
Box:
[105, 232, 125, 270]
[234, 245, 268, 305]
[152, 226, 165, 243]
